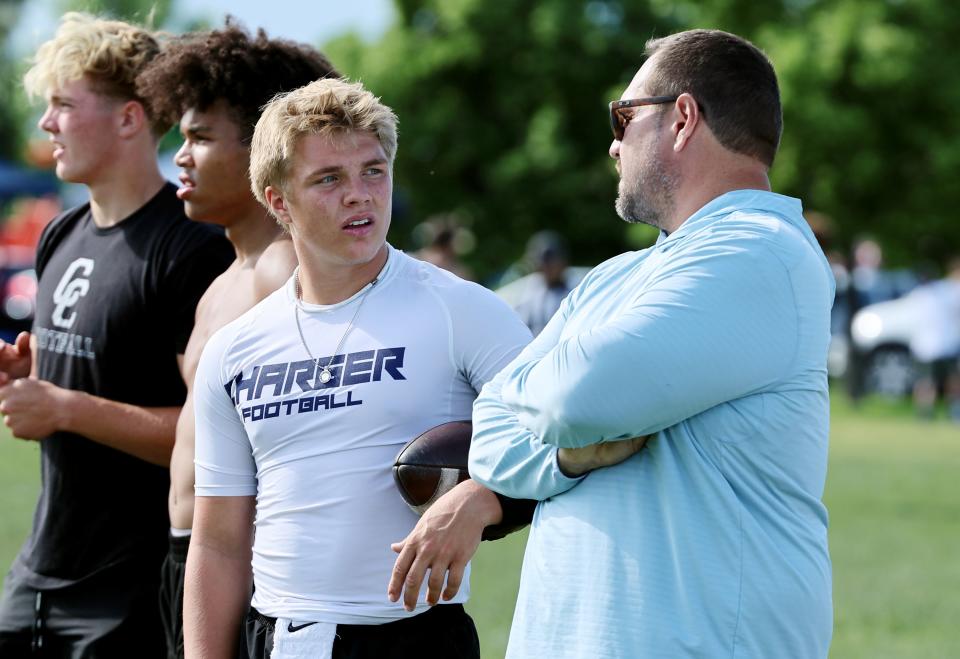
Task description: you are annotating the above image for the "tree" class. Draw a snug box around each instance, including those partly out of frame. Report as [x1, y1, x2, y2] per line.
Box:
[328, 0, 960, 277]
[0, 0, 28, 160]
[59, 0, 171, 25]
[759, 0, 960, 268]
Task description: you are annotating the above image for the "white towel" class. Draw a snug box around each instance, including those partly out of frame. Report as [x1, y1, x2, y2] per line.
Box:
[271, 618, 336, 659]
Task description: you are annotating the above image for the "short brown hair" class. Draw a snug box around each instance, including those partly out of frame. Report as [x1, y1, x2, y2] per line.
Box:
[645, 29, 782, 167]
[137, 19, 339, 140]
[250, 78, 398, 216]
[23, 12, 164, 135]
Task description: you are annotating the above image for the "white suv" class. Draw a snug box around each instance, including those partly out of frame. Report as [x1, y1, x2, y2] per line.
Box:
[850, 296, 921, 397]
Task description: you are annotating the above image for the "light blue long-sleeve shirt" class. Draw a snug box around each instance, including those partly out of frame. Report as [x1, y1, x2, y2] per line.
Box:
[470, 190, 835, 658]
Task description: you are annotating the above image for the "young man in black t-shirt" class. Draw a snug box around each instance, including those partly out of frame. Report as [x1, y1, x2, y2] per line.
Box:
[0, 14, 232, 656]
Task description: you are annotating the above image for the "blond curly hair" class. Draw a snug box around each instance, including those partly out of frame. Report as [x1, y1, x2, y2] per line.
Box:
[24, 12, 163, 134]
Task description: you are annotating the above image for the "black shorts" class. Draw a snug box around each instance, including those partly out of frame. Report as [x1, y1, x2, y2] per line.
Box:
[240, 603, 480, 659]
[158, 533, 190, 659]
[0, 561, 167, 658]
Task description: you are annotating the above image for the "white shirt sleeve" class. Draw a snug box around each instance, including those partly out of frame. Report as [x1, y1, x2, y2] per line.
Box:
[193, 325, 257, 497]
[444, 280, 534, 390]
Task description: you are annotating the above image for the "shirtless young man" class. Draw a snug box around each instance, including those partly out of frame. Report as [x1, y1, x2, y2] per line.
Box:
[136, 23, 338, 657]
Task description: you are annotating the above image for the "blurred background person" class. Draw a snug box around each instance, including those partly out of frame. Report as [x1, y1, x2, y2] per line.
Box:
[412, 214, 475, 281]
[850, 237, 911, 307]
[135, 20, 338, 657]
[908, 258, 960, 421]
[508, 230, 572, 336]
[845, 236, 918, 401]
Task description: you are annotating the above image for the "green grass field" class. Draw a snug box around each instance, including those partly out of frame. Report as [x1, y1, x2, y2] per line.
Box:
[1, 393, 957, 657]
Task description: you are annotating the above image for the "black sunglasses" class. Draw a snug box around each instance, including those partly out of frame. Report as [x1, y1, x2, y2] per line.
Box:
[609, 96, 678, 141]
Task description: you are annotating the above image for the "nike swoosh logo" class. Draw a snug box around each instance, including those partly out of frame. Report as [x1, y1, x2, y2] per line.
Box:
[287, 621, 318, 633]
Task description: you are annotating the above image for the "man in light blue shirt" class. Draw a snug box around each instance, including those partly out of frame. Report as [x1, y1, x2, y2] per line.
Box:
[469, 29, 834, 658]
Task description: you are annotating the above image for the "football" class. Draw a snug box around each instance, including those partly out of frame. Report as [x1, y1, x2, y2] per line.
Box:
[393, 420, 472, 515]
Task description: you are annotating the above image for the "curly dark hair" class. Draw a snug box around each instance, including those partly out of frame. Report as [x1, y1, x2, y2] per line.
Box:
[137, 19, 339, 139]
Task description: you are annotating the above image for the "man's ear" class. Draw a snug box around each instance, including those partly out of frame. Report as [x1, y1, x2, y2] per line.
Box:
[671, 93, 702, 152]
[265, 185, 294, 228]
[117, 100, 147, 139]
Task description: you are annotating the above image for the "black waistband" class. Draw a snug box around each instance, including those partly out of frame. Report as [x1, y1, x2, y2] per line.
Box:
[167, 532, 191, 562]
[250, 602, 466, 634]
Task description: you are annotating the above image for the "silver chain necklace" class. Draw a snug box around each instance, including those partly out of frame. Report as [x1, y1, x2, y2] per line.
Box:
[293, 268, 379, 385]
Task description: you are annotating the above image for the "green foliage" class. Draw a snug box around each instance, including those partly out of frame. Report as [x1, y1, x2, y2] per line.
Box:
[0, 0, 27, 160]
[0, 58, 26, 160]
[760, 0, 960, 268]
[58, 0, 171, 26]
[3, 0, 957, 269]
[326, 0, 960, 278]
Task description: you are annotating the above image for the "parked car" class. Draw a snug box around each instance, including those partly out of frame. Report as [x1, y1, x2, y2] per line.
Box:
[849, 295, 922, 398]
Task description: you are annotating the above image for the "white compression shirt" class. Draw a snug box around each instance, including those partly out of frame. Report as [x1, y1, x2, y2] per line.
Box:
[193, 245, 532, 624]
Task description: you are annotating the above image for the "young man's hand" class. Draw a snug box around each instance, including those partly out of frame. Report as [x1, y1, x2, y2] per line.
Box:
[0, 378, 70, 439]
[388, 480, 502, 611]
[0, 331, 33, 384]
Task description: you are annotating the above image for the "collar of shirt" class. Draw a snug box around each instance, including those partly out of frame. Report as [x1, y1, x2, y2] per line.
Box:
[655, 189, 804, 248]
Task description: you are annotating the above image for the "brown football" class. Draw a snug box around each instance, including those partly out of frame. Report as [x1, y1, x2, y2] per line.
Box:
[393, 420, 472, 515]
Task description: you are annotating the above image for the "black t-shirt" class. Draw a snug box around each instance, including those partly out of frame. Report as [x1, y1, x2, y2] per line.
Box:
[13, 183, 233, 588]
